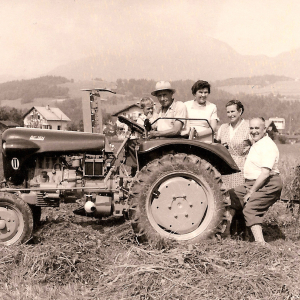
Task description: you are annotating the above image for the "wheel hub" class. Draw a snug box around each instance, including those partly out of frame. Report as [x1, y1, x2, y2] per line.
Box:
[0, 220, 5, 230]
[151, 176, 208, 234]
[0, 207, 20, 242]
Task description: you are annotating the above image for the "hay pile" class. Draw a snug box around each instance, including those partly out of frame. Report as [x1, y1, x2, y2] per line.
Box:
[1, 202, 300, 299]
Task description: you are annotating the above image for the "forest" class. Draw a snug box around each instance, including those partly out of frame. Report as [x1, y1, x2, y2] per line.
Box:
[213, 75, 293, 87]
[0, 75, 299, 133]
[0, 76, 70, 103]
[0, 106, 24, 125]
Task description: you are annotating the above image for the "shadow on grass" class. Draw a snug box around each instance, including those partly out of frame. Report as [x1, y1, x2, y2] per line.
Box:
[30, 215, 132, 245]
[230, 213, 286, 242]
[263, 224, 286, 242]
[38, 214, 127, 232]
[75, 215, 127, 231]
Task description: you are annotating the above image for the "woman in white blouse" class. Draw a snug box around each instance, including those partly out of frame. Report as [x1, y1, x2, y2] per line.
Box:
[184, 80, 219, 143]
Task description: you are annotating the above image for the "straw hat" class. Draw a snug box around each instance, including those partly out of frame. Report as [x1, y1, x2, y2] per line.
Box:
[151, 81, 176, 96]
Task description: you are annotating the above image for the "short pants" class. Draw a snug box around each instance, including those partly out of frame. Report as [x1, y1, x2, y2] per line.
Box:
[228, 174, 282, 227]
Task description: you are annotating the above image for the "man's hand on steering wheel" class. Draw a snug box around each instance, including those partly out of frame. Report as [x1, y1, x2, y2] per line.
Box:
[117, 116, 144, 134]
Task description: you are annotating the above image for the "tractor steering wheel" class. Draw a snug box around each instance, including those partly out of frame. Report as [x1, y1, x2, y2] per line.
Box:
[118, 116, 145, 134]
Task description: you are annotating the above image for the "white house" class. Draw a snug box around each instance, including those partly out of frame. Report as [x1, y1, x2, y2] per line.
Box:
[111, 104, 143, 139]
[268, 117, 285, 134]
[23, 105, 71, 130]
[112, 104, 143, 122]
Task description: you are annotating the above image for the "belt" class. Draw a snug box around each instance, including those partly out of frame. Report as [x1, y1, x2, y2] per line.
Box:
[245, 173, 280, 182]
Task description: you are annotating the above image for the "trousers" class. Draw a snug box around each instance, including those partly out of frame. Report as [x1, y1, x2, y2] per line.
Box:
[228, 175, 282, 227]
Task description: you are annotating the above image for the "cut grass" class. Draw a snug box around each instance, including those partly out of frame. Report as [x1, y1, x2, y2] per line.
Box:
[0, 201, 300, 300]
[1, 143, 300, 299]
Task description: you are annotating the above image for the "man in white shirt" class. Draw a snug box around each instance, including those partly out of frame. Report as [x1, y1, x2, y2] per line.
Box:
[227, 117, 282, 245]
[148, 81, 187, 138]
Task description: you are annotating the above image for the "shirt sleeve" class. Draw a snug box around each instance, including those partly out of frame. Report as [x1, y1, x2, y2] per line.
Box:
[174, 101, 187, 125]
[259, 144, 277, 170]
[211, 104, 219, 121]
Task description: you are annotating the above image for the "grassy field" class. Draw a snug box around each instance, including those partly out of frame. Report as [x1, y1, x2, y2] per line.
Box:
[0, 143, 300, 299]
[217, 80, 300, 98]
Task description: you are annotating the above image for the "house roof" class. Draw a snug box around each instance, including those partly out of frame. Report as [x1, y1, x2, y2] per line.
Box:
[0, 120, 19, 127]
[23, 106, 71, 121]
[265, 120, 278, 132]
[112, 104, 141, 117]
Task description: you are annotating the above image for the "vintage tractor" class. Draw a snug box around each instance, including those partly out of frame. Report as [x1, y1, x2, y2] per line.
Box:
[0, 89, 239, 246]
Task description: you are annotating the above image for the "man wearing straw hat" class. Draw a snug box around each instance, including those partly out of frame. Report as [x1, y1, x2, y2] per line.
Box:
[227, 117, 282, 246]
[148, 81, 187, 139]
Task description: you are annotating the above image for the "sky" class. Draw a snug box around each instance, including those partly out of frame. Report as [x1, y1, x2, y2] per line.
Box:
[1, 0, 300, 78]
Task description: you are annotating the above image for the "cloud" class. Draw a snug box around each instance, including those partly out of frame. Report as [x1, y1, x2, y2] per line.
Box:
[212, 0, 300, 56]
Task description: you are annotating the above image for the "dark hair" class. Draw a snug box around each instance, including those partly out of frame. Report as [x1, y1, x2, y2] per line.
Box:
[191, 80, 210, 95]
[250, 117, 265, 122]
[226, 100, 244, 115]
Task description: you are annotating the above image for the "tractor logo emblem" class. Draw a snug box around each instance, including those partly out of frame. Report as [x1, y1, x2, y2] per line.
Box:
[11, 158, 19, 170]
[30, 135, 45, 141]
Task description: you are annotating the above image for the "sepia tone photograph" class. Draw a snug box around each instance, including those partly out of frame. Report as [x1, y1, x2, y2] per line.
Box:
[0, 0, 300, 299]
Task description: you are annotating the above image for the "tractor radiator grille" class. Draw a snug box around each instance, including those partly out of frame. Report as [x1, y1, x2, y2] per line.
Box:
[84, 159, 103, 176]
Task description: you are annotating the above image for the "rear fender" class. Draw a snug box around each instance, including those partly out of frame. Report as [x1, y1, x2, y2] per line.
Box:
[137, 139, 240, 175]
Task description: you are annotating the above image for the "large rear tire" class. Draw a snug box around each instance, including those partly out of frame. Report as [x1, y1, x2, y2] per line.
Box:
[129, 154, 230, 244]
[0, 192, 34, 245]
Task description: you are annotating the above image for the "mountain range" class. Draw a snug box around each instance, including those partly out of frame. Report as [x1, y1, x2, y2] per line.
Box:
[1, 35, 300, 84]
[46, 35, 300, 82]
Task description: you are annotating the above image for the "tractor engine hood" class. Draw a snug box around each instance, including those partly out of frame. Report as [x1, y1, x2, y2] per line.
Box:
[2, 127, 106, 155]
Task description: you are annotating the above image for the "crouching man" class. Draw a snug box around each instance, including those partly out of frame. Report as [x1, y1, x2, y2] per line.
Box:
[227, 117, 282, 245]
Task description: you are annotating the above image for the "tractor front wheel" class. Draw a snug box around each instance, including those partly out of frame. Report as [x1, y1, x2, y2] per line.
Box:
[0, 192, 33, 245]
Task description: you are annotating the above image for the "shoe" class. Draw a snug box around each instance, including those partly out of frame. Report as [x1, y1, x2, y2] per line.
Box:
[254, 241, 272, 249]
[220, 220, 232, 239]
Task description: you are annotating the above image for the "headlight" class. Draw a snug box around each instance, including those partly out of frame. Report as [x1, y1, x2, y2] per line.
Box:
[2, 142, 6, 150]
